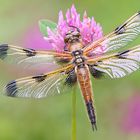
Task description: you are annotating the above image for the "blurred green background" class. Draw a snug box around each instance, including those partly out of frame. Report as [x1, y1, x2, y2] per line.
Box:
[0, 0, 140, 140]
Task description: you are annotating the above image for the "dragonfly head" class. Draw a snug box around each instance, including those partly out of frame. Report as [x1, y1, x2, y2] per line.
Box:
[64, 25, 81, 44]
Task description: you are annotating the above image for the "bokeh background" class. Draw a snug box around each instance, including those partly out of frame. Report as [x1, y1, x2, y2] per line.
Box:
[0, 0, 140, 140]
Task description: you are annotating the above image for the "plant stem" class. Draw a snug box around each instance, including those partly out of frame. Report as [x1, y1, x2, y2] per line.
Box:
[72, 86, 76, 140]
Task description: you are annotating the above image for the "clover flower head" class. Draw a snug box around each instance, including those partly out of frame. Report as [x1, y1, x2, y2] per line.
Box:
[42, 5, 103, 52]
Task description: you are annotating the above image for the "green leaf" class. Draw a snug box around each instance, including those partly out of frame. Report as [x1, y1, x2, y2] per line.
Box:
[39, 19, 57, 37]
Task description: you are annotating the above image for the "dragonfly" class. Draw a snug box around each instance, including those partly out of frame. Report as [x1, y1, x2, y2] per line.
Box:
[0, 12, 140, 131]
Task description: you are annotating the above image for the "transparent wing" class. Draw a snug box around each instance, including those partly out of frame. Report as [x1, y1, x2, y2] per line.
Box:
[0, 44, 72, 69]
[4, 64, 75, 98]
[84, 12, 140, 55]
[87, 45, 140, 78]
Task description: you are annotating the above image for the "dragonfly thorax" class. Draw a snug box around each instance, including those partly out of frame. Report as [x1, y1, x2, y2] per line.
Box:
[72, 50, 85, 67]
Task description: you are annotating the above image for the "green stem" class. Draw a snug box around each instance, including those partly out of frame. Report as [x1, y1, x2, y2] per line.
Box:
[72, 86, 76, 140]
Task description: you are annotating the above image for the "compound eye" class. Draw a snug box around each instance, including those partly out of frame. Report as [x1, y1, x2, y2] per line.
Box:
[66, 30, 73, 35]
[64, 37, 69, 44]
[73, 31, 81, 37]
[73, 31, 79, 35]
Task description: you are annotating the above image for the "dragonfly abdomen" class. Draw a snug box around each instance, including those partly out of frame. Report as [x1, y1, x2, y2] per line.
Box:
[76, 65, 97, 131]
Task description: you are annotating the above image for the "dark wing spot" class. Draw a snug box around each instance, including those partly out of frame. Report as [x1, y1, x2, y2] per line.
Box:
[32, 74, 47, 82]
[89, 65, 104, 79]
[6, 80, 17, 97]
[115, 23, 127, 34]
[65, 69, 77, 86]
[119, 50, 130, 55]
[23, 48, 36, 57]
[0, 44, 8, 59]
[138, 11, 140, 15]
[116, 50, 130, 59]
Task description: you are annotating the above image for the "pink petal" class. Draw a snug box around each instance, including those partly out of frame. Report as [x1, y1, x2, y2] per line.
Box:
[41, 4, 103, 51]
[58, 11, 64, 26]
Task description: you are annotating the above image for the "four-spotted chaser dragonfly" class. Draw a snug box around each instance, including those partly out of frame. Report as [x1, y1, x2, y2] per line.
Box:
[0, 12, 140, 131]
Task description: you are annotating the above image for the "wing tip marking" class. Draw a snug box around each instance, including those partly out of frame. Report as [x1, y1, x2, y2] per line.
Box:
[0, 44, 8, 59]
[6, 80, 17, 97]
